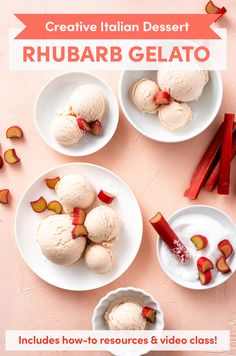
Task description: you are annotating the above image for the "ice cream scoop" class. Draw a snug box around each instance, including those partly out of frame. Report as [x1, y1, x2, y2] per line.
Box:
[159, 100, 192, 130]
[132, 78, 159, 113]
[50, 114, 83, 146]
[70, 84, 107, 122]
[157, 70, 209, 102]
[36, 214, 86, 265]
[84, 244, 114, 274]
[55, 174, 96, 210]
[85, 205, 119, 243]
[105, 299, 146, 330]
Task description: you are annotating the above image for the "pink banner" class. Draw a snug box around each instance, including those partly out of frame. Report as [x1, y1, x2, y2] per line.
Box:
[14, 14, 221, 40]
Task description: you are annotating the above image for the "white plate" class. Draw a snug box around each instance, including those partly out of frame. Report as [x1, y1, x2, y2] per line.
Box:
[92, 287, 164, 356]
[35, 72, 119, 156]
[157, 205, 236, 290]
[15, 163, 143, 291]
[119, 70, 222, 143]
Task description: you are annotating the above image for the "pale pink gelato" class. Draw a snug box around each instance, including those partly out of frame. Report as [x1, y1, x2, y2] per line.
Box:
[132, 78, 159, 113]
[84, 244, 114, 274]
[159, 100, 192, 130]
[51, 114, 83, 146]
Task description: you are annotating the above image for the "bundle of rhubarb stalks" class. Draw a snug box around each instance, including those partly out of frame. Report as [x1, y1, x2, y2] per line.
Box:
[184, 113, 236, 199]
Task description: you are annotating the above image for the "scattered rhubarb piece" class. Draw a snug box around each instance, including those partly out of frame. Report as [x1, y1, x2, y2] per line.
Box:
[197, 257, 214, 273]
[90, 120, 102, 136]
[72, 208, 86, 225]
[45, 176, 60, 189]
[199, 270, 212, 285]
[72, 224, 88, 239]
[190, 235, 208, 250]
[154, 91, 170, 105]
[149, 212, 191, 263]
[4, 148, 20, 164]
[47, 200, 63, 214]
[204, 131, 236, 192]
[216, 256, 231, 274]
[6, 126, 24, 138]
[184, 121, 229, 200]
[205, 1, 227, 21]
[77, 117, 91, 132]
[218, 239, 233, 259]
[30, 196, 47, 213]
[218, 114, 235, 195]
[0, 156, 3, 169]
[0, 189, 9, 204]
[98, 190, 115, 204]
[141, 306, 157, 323]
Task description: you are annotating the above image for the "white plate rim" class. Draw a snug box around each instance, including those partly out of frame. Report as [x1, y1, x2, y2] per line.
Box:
[15, 162, 143, 291]
[156, 204, 236, 290]
[34, 71, 120, 157]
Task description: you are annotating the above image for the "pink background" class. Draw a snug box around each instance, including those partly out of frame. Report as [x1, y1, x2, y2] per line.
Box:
[0, 0, 236, 355]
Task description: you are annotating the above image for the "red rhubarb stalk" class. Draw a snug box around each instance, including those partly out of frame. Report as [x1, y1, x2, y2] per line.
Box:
[149, 212, 191, 263]
[204, 130, 236, 192]
[184, 122, 225, 199]
[218, 113, 235, 195]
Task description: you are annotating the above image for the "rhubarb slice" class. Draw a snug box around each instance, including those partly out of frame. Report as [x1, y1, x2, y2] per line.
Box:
[154, 91, 170, 105]
[218, 239, 233, 259]
[77, 117, 91, 132]
[72, 208, 86, 225]
[30, 196, 47, 213]
[4, 148, 20, 164]
[98, 190, 115, 204]
[47, 200, 63, 214]
[184, 121, 229, 200]
[149, 212, 191, 263]
[6, 126, 24, 138]
[216, 256, 231, 274]
[141, 306, 157, 323]
[0, 156, 3, 169]
[197, 257, 214, 273]
[190, 235, 208, 250]
[199, 270, 212, 285]
[45, 177, 60, 189]
[90, 120, 102, 136]
[72, 224, 88, 239]
[205, 1, 227, 21]
[0, 189, 10, 204]
[218, 114, 235, 195]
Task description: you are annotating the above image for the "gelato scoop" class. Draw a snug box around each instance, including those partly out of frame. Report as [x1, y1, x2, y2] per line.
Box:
[55, 174, 96, 210]
[84, 244, 114, 274]
[105, 299, 146, 330]
[159, 100, 192, 130]
[51, 114, 83, 146]
[132, 78, 159, 113]
[157, 70, 209, 102]
[70, 84, 107, 122]
[36, 214, 86, 265]
[85, 205, 119, 243]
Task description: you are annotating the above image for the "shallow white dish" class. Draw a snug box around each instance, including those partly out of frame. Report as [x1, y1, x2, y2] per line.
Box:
[15, 163, 143, 291]
[119, 70, 222, 143]
[35, 72, 119, 156]
[157, 205, 236, 290]
[92, 287, 164, 355]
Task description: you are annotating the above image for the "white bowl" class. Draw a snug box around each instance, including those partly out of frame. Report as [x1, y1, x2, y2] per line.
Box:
[15, 163, 143, 291]
[119, 70, 222, 143]
[157, 205, 236, 290]
[92, 287, 164, 355]
[35, 72, 119, 156]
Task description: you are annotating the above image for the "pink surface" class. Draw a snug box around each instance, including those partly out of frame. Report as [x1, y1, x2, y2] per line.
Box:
[1, 0, 236, 355]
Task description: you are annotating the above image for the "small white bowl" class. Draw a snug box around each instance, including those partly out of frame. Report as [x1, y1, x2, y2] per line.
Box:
[119, 70, 222, 143]
[157, 205, 236, 290]
[35, 72, 119, 157]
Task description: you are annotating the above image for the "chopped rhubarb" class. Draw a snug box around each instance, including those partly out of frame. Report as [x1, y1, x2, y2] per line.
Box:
[47, 200, 63, 214]
[199, 270, 212, 285]
[4, 148, 20, 164]
[98, 190, 115, 204]
[45, 177, 60, 189]
[205, 1, 227, 21]
[149, 212, 191, 263]
[30, 196, 47, 213]
[218, 239, 233, 259]
[218, 114, 235, 195]
[0, 189, 10, 204]
[197, 257, 214, 273]
[6, 126, 24, 139]
[216, 256, 231, 274]
[141, 306, 157, 323]
[184, 121, 230, 199]
[154, 91, 170, 105]
[72, 208, 86, 225]
[0, 156, 3, 169]
[204, 131, 236, 192]
[72, 224, 88, 239]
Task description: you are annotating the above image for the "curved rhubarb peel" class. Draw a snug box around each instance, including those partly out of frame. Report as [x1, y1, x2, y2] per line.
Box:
[141, 306, 157, 323]
[6, 126, 24, 138]
[4, 148, 20, 164]
[199, 270, 212, 285]
[218, 239, 233, 259]
[47, 200, 63, 214]
[0, 189, 10, 204]
[30, 196, 47, 213]
[45, 177, 60, 189]
[190, 235, 208, 250]
[98, 190, 115, 204]
[72, 224, 88, 239]
[216, 256, 231, 274]
[197, 257, 214, 273]
[0, 156, 3, 169]
[72, 208, 86, 225]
